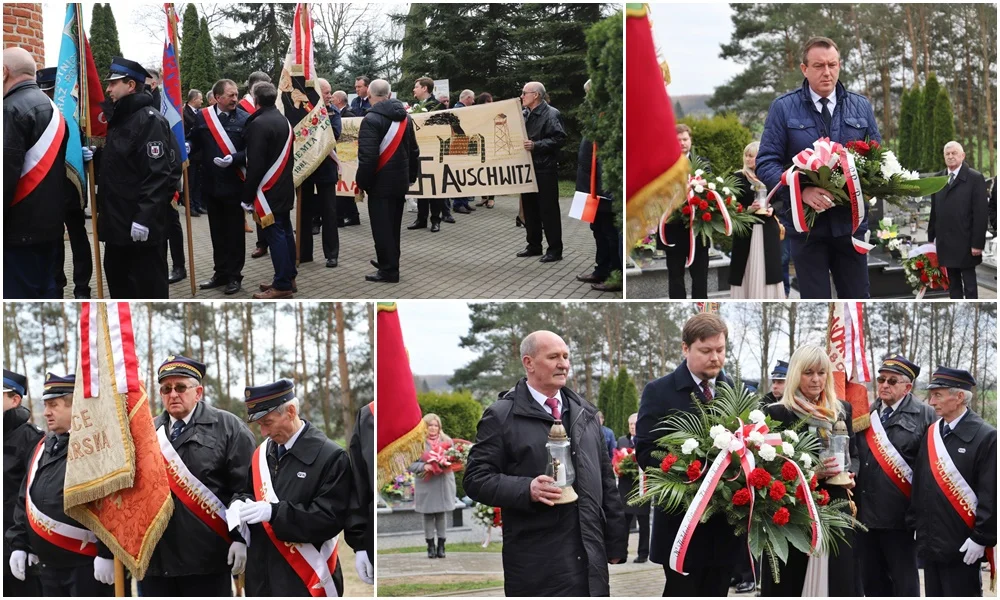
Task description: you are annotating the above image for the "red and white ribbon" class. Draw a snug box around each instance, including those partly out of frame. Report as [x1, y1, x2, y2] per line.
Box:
[204, 106, 247, 181]
[927, 420, 977, 527]
[13, 99, 67, 205]
[658, 178, 734, 267]
[842, 302, 871, 383]
[254, 123, 294, 227]
[837, 148, 872, 254]
[26, 441, 99, 556]
[291, 3, 315, 84]
[79, 303, 99, 399]
[866, 410, 913, 497]
[106, 303, 140, 394]
[158, 425, 231, 542]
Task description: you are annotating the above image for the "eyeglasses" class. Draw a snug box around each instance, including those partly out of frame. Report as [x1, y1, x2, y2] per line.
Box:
[160, 383, 195, 395]
[520, 91, 537, 97]
[876, 376, 902, 386]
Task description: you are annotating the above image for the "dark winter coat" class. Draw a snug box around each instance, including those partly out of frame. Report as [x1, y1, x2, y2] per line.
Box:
[927, 163, 989, 269]
[856, 393, 936, 530]
[4, 407, 44, 557]
[4, 80, 69, 245]
[344, 403, 374, 563]
[188, 105, 250, 199]
[464, 379, 628, 597]
[728, 170, 784, 286]
[635, 361, 742, 569]
[615, 435, 649, 517]
[523, 101, 566, 174]
[7, 433, 113, 567]
[658, 153, 709, 253]
[757, 79, 882, 240]
[183, 104, 200, 160]
[97, 91, 182, 246]
[241, 105, 295, 215]
[355, 99, 419, 200]
[145, 401, 256, 577]
[909, 410, 996, 565]
[350, 96, 371, 116]
[240, 421, 353, 597]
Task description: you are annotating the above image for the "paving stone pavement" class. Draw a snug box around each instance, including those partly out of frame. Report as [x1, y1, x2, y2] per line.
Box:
[61, 195, 621, 300]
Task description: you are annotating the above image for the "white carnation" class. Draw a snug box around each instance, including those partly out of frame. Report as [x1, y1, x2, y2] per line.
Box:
[716, 176, 725, 183]
[783, 430, 800, 443]
[781, 442, 795, 456]
[882, 216, 893, 226]
[747, 431, 766, 446]
[709, 424, 727, 438]
[713, 431, 734, 451]
[694, 184, 705, 194]
[758, 444, 777, 461]
[708, 182, 717, 191]
[799, 453, 813, 469]
[694, 169, 704, 177]
[722, 187, 731, 196]
[748, 410, 766, 425]
[869, 196, 878, 206]
[880, 151, 904, 179]
[681, 438, 699, 455]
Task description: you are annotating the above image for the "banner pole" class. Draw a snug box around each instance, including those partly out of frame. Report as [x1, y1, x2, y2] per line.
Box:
[77, 3, 103, 299]
[114, 557, 124, 597]
[295, 186, 303, 266]
[182, 165, 196, 296]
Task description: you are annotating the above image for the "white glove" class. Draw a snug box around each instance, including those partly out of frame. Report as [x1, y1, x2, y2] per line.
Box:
[9, 550, 26, 581]
[239, 500, 272, 525]
[241, 202, 254, 214]
[82, 146, 95, 162]
[130, 222, 150, 242]
[184, 141, 191, 154]
[355, 550, 374, 585]
[213, 154, 234, 168]
[227, 541, 247, 575]
[27, 553, 38, 567]
[959, 537, 986, 565]
[94, 556, 115, 585]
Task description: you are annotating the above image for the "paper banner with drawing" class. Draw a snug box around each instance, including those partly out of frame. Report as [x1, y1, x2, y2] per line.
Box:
[335, 98, 539, 198]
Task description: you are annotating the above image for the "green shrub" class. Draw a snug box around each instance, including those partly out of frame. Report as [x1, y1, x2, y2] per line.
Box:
[679, 114, 754, 176]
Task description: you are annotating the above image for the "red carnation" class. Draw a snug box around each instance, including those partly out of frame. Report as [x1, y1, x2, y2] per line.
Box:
[698, 200, 709, 210]
[914, 260, 925, 270]
[781, 462, 798, 481]
[818, 489, 830, 506]
[682, 205, 692, 216]
[748, 467, 772, 489]
[661, 454, 678, 472]
[848, 140, 870, 154]
[736, 204, 744, 213]
[769, 480, 787, 501]
[869, 140, 880, 150]
[701, 212, 713, 222]
[920, 273, 929, 283]
[772, 507, 790, 526]
[687, 460, 703, 480]
[810, 474, 818, 490]
[795, 483, 808, 501]
[688, 197, 699, 206]
[733, 488, 752, 506]
[727, 196, 734, 205]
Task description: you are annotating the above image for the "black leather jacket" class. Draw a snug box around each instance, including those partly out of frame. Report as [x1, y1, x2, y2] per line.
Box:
[4, 406, 44, 553]
[355, 99, 419, 199]
[523, 101, 566, 174]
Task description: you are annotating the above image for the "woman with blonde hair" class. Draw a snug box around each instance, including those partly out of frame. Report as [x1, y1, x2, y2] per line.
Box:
[761, 345, 859, 596]
[730, 141, 785, 298]
[409, 413, 457, 559]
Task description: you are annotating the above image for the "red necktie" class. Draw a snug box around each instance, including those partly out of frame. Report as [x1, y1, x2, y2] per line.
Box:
[700, 381, 714, 402]
[545, 397, 561, 420]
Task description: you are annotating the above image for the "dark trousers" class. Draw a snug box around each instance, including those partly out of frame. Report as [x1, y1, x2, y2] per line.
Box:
[38, 562, 113, 597]
[165, 205, 185, 270]
[369, 195, 405, 275]
[946, 266, 978, 298]
[206, 192, 246, 283]
[140, 572, 233, 597]
[857, 529, 920, 596]
[453, 197, 472, 210]
[189, 161, 204, 212]
[789, 234, 869, 298]
[261, 211, 297, 291]
[626, 513, 650, 560]
[104, 243, 169, 299]
[522, 170, 562, 255]
[4, 550, 40, 596]
[57, 201, 93, 298]
[923, 560, 982, 597]
[781, 237, 791, 295]
[4, 242, 61, 299]
[665, 240, 709, 299]
[662, 565, 731, 597]
[337, 195, 360, 224]
[255, 223, 268, 250]
[591, 210, 620, 279]
[300, 183, 339, 261]
[416, 198, 444, 225]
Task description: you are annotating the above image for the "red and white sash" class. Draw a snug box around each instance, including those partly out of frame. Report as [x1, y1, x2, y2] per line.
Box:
[25, 440, 99, 556]
[865, 410, 913, 497]
[252, 441, 339, 597]
[376, 118, 409, 172]
[926, 420, 977, 527]
[13, 99, 67, 206]
[157, 425, 231, 542]
[239, 95, 256, 115]
[204, 106, 246, 181]
[253, 122, 294, 228]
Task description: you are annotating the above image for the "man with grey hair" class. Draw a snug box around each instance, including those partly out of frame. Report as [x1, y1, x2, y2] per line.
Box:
[452, 89, 477, 214]
[300, 76, 342, 267]
[243, 71, 273, 259]
[456, 89, 475, 108]
[465, 330, 627, 596]
[617, 412, 650, 564]
[928, 141, 988, 298]
[909, 366, 995, 597]
[4, 46, 68, 298]
[518, 81, 567, 262]
[329, 89, 361, 227]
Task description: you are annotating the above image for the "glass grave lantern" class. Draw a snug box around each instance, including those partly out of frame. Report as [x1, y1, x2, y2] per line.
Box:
[545, 419, 578, 504]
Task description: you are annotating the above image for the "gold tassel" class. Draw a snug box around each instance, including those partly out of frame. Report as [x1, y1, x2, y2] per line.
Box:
[626, 154, 690, 251]
[376, 420, 427, 489]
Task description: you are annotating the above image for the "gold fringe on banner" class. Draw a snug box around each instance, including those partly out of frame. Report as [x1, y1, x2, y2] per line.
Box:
[377, 419, 427, 489]
[626, 154, 689, 251]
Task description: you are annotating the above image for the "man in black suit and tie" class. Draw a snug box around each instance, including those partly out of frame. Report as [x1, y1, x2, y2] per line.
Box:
[928, 141, 988, 298]
[660, 124, 711, 298]
[183, 89, 206, 217]
[635, 313, 742, 596]
[617, 413, 650, 563]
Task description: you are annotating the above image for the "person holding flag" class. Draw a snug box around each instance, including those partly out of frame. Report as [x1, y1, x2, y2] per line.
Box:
[3, 47, 69, 299]
[345, 402, 375, 586]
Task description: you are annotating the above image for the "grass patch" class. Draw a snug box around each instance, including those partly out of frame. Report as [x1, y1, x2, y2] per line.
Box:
[377, 579, 503, 596]
[379, 541, 503, 554]
[558, 179, 577, 198]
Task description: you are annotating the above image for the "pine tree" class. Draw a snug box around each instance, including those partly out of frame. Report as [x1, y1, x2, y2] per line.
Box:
[89, 4, 121, 76]
[188, 18, 218, 96]
[215, 3, 295, 87]
[897, 86, 919, 169]
[343, 27, 384, 85]
[179, 3, 201, 95]
[931, 87, 956, 168]
[597, 375, 614, 418]
[609, 367, 637, 439]
[921, 73, 941, 171]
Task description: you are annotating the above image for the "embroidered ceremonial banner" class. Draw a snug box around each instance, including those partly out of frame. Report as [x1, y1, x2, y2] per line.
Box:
[335, 98, 538, 199]
[161, 4, 188, 166]
[375, 303, 425, 487]
[63, 302, 173, 579]
[827, 302, 873, 431]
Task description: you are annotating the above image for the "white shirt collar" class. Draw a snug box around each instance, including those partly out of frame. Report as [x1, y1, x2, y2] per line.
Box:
[687, 365, 717, 390]
[169, 411, 193, 428]
[946, 408, 968, 429]
[809, 86, 837, 113]
[948, 166, 961, 178]
[280, 420, 306, 451]
[527, 383, 563, 416]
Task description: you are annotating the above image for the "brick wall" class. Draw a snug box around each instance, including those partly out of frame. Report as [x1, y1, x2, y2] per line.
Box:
[3, 3, 44, 68]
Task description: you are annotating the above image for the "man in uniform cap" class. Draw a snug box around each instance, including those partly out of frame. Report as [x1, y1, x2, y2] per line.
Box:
[855, 355, 936, 596]
[3, 368, 44, 595]
[4, 47, 69, 298]
[7, 373, 115, 595]
[233, 379, 353, 596]
[761, 360, 788, 405]
[909, 367, 996, 596]
[345, 402, 374, 586]
[141, 356, 255, 596]
[98, 56, 181, 299]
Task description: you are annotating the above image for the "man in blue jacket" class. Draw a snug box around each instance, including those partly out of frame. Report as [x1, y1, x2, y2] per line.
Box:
[756, 37, 881, 299]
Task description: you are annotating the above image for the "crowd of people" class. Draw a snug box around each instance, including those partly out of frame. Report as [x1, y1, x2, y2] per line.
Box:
[3, 357, 375, 596]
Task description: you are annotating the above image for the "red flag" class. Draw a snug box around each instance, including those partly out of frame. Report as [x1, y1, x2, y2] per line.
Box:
[827, 302, 873, 432]
[81, 34, 107, 143]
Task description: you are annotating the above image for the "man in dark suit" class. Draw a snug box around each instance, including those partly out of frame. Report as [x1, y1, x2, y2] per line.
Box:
[618, 413, 650, 563]
[183, 89, 206, 217]
[406, 77, 447, 233]
[636, 313, 742, 596]
[660, 124, 710, 298]
[330, 90, 361, 227]
[927, 141, 988, 299]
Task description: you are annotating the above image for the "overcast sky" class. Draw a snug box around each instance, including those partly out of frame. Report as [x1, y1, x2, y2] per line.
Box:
[42, 3, 162, 69]
[648, 2, 741, 97]
[395, 301, 477, 376]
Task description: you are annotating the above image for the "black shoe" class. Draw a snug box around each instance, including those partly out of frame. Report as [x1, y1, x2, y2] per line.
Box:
[517, 248, 543, 258]
[454, 206, 471, 214]
[430, 222, 441, 232]
[436, 538, 446, 559]
[427, 539, 436, 559]
[540, 253, 563, 263]
[326, 258, 338, 268]
[224, 280, 242, 295]
[189, 210, 202, 218]
[442, 215, 456, 224]
[337, 220, 347, 228]
[168, 267, 187, 284]
[200, 276, 226, 290]
[407, 220, 427, 230]
[735, 582, 755, 594]
[466, 205, 476, 211]
[370, 259, 381, 269]
[577, 273, 604, 284]
[300, 256, 314, 264]
[365, 271, 399, 283]
[311, 225, 321, 235]
[346, 218, 361, 226]
[198, 207, 209, 215]
[633, 556, 648, 563]
[515, 216, 524, 227]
